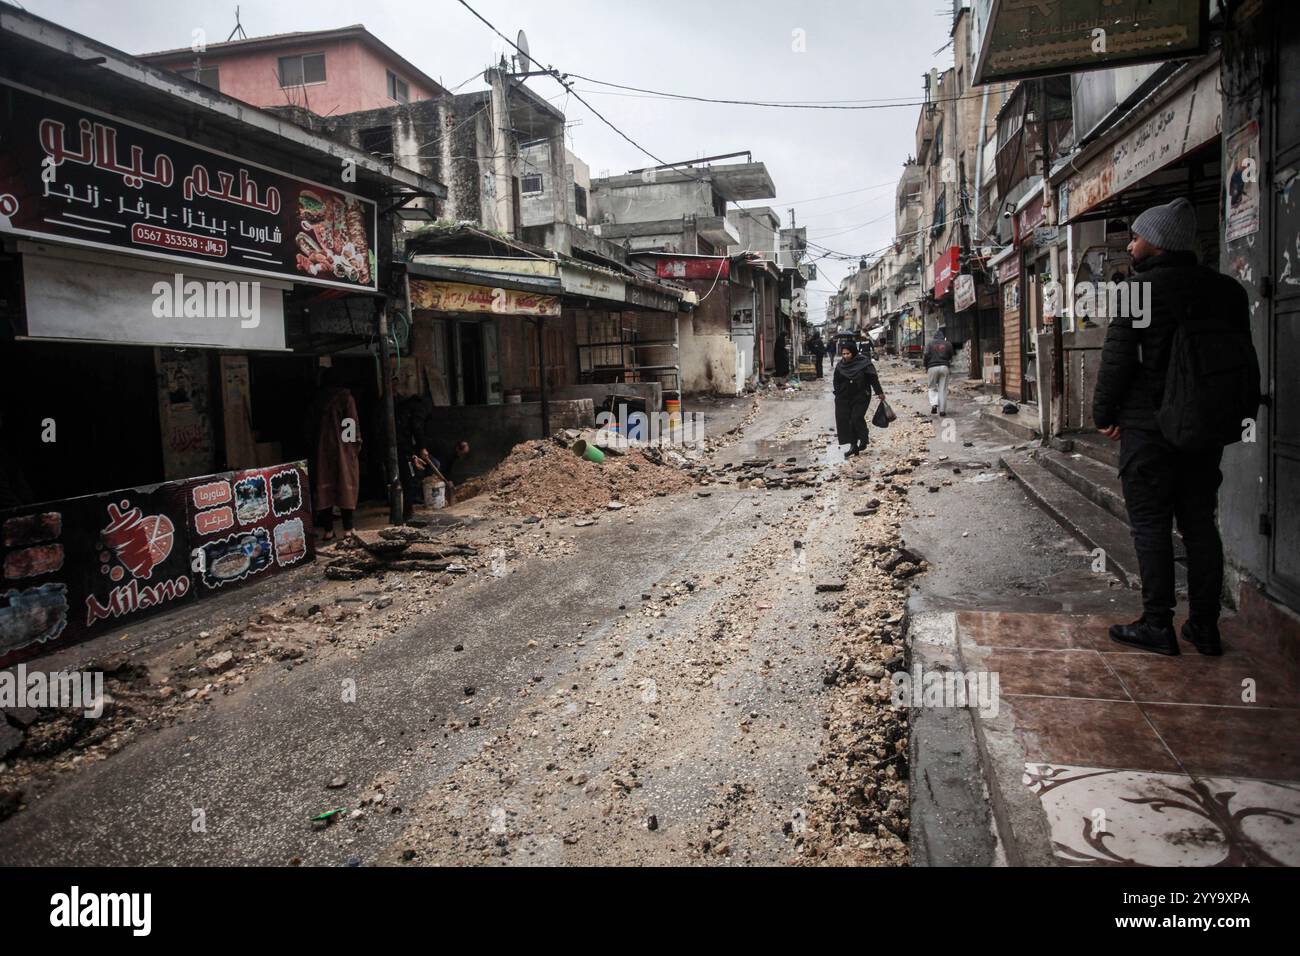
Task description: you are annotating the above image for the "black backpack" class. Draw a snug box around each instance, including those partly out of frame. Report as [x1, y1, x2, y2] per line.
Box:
[1156, 306, 1261, 450]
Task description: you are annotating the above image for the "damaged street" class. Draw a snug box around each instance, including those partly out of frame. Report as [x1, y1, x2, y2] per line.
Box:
[0, 364, 932, 866]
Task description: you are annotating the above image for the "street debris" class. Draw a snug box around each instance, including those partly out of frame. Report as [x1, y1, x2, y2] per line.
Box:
[454, 438, 698, 517]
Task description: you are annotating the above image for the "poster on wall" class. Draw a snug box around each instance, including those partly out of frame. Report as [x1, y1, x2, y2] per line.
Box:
[0, 79, 377, 291]
[184, 462, 314, 593]
[0, 461, 314, 667]
[1225, 121, 1261, 244]
[157, 348, 215, 480]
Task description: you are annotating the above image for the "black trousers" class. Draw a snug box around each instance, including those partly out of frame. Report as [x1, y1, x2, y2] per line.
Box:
[814, 355, 824, 378]
[1119, 428, 1224, 626]
[835, 395, 870, 449]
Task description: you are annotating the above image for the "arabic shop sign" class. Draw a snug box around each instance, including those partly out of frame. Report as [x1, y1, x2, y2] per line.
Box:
[973, 0, 1207, 85]
[408, 278, 560, 317]
[0, 80, 377, 291]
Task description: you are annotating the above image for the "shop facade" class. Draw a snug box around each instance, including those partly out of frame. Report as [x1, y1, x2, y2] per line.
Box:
[0, 6, 443, 660]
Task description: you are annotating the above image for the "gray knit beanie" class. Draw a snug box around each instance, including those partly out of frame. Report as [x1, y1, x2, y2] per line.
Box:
[1132, 197, 1197, 252]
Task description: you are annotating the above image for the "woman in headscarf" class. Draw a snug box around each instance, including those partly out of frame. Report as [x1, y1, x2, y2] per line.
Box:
[833, 339, 885, 457]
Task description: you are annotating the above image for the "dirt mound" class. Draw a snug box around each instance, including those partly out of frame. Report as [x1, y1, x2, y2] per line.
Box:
[456, 439, 697, 516]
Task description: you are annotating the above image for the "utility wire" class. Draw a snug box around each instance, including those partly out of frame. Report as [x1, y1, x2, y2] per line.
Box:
[565, 74, 1017, 111]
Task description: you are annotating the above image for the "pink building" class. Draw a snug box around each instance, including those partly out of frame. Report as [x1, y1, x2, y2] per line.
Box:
[141, 24, 444, 116]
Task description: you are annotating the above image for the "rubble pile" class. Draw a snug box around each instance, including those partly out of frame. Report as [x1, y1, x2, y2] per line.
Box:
[704, 457, 821, 491]
[324, 528, 479, 581]
[455, 438, 698, 516]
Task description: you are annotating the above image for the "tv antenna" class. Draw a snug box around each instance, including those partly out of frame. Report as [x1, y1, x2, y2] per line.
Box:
[227, 6, 248, 42]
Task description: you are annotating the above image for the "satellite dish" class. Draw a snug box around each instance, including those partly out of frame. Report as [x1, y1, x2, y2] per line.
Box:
[515, 30, 532, 74]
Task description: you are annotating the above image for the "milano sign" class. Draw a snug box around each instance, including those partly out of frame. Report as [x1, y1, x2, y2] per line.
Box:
[0, 79, 378, 291]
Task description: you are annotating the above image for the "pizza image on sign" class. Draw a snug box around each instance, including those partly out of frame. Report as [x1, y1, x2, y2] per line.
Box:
[99, 500, 174, 581]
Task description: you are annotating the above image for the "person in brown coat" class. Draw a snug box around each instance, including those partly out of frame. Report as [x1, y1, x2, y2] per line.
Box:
[313, 369, 361, 540]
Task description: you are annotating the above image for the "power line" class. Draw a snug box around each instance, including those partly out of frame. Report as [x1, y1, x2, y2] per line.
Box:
[453, 0, 790, 252]
[565, 76, 1017, 112]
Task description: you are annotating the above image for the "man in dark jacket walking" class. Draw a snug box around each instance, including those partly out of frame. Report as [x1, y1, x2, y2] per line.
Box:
[1093, 197, 1250, 656]
[922, 326, 955, 415]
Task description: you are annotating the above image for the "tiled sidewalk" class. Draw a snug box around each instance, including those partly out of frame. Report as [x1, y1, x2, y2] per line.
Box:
[957, 607, 1300, 866]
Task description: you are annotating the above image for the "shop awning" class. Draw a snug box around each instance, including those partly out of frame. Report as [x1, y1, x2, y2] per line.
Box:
[1056, 59, 1221, 225]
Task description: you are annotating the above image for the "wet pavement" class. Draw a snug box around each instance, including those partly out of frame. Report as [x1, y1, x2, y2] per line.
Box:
[902, 374, 1300, 868]
[4, 363, 1295, 868]
[0, 371, 920, 866]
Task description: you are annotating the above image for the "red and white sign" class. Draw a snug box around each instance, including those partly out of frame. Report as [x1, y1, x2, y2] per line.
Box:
[192, 481, 233, 509]
[131, 223, 228, 258]
[194, 506, 235, 536]
[954, 274, 976, 313]
[656, 258, 730, 281]
[933, 247, 960, 299]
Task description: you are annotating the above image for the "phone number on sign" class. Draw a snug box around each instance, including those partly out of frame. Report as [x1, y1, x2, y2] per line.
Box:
[131, 223, 228, 258]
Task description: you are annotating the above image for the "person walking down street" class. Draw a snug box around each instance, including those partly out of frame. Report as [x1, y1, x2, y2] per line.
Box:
[808, 331, 826, 379]
[923, 326, 954, 415]
[1093, 197, 1258, 657]
[312, 368, 362, 542]
[833, 339, 885, 458]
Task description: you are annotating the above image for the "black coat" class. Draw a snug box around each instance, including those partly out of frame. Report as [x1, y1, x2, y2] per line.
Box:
[1092, 251, 1251, 431]
[833, 354, 883, 445]
[775, 334, 791, 377]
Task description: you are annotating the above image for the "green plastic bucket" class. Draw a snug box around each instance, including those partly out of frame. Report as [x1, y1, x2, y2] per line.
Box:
[573, 440, 605, 464]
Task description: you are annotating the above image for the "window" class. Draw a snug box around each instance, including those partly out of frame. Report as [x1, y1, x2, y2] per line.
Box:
[178, 66, 219, 90]
[931, 190, 947, 237]
[573, 184, 588, 219]
[387, 70, 409, 104]
[521, 173, 543, 195]
[278, 53, 326, 87]
[360, 126, 394, 159]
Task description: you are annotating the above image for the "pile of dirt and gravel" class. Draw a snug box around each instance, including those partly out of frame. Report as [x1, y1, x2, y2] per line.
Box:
[456, 438, 698, 517]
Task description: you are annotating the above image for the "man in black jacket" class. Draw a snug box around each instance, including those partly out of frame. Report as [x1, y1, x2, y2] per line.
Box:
[922, 326, 955, 415]
[1092, 197, 1250, 656]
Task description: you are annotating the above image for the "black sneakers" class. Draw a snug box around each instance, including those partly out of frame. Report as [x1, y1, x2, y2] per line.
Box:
[1180, 620, 1224, 656]
[1109, 618, 1180, 656]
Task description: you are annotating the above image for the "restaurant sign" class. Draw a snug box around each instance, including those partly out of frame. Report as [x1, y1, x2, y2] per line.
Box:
[0, 80, 377, 291]
[409, 279, 560, 317]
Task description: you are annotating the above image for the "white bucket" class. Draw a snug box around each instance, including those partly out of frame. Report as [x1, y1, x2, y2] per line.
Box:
[424, 479, 447, 510]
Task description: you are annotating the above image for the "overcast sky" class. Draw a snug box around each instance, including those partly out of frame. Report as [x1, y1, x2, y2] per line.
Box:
[22, 0, 958, 319]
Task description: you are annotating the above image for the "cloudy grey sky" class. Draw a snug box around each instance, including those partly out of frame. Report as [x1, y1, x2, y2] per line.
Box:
[21, 0, 958, 318]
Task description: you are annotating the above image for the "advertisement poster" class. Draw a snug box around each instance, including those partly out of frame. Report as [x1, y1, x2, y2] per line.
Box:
[1225, 121, 1261, 244]
[157, 348, 215, 480]
[0, 461, 314, 667]
[184, 461, 314, 593]
[0, 79, 377, 291]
